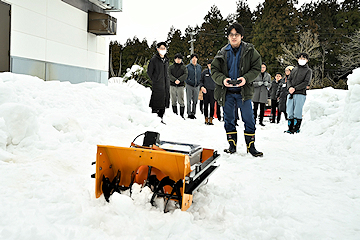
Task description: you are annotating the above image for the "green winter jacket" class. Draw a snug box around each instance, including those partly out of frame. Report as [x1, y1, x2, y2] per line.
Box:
[211, 42, 262, 106]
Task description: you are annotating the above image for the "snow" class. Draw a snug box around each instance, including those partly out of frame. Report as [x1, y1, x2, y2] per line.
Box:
[1, 69, 360, 240]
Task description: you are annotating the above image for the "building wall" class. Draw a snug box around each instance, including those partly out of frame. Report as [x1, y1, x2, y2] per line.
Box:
[4, 0, 109, 84]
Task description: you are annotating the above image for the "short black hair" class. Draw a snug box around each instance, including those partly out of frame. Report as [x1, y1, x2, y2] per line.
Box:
[261, 62, 267, 66]
[174, 53, 183, 59]
[297, 52, 309, 60]
[275, 72, 283, 76]
[156, 41, 167, 48]
[190, 54, 198, 59]
[227, 22, 245, 37]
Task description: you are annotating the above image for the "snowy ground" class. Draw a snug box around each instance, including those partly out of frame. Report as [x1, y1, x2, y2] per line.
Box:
[1, 68, 359, 240]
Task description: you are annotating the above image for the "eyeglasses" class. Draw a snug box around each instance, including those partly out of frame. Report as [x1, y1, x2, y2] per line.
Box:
[229, 33, 240, 38]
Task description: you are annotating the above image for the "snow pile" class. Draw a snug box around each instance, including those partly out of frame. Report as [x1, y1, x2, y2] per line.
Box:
[109, 64, 144, 84]
[1, 71, 359, 239]
[302, 68, 360, 155]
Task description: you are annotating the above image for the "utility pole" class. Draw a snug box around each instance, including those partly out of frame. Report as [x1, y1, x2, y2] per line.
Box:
[188, 32, 196, 56]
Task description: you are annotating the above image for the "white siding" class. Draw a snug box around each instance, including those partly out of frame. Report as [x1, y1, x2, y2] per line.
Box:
[7, 0, 108, 72]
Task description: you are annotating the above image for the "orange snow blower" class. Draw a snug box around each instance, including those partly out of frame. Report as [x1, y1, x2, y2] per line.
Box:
[91, 131, 220, 211]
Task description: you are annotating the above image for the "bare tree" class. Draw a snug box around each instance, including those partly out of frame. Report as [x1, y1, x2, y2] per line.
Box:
[319, 44, 327, 81]
[276, 30, 321, 67]
[338, 29, 360, 72]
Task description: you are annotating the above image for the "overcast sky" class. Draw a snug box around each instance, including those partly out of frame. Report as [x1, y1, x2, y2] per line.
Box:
[109, 0, 341, 45]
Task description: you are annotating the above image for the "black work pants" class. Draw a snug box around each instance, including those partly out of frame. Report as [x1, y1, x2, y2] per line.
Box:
[203, 90, 215, 118]
[271, 99, 280, 123]
[253, 102, 265, 123]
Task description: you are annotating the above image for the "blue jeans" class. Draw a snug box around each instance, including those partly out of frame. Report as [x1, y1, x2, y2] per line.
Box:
[223, 93, 256, 134]
[286, 94, 306, 119]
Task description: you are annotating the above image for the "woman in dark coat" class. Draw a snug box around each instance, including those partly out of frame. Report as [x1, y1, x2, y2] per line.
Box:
[147, 42, 170, 123]
[276, 65, 294, 121]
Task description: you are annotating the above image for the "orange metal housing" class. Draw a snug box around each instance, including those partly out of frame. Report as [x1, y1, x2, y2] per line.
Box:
[95, 145, 193, 210]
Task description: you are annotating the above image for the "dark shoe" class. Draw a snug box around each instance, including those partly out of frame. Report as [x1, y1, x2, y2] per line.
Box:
[224, 132, 237, 154]
[285, 119, 294, 134]
[293, 118, 302, 133]
[259, 122, 265, 127]
[172, 106, 178, 115]
[188, 115, 194, 119]
[244, 133, 263, 157]
[180, 106, 185, 119]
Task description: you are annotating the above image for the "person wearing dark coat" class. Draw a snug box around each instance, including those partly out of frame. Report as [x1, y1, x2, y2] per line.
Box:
[168, 53, 188, 119]
[185, 54, 202, 119]
[252, 63, 271, 126]
[200, 59, 216, 125]
[276, 66, 294, 121]
[147, 42, 170, 123]
[211, 22, 263, 157]
[286, 53, 312, 133]
[269, 72, 282, 123]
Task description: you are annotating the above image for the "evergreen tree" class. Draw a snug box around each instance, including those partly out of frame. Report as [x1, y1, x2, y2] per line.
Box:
[298, 2, 319, 33]
[196, 5, 228, 65]
[337, 0, 360, 34]
[310, 0, 342, 80]
[121, 37, 152, 76]
[252, 0, 300, 75]
[166, 27, 187, 61]
[234, 0, 254, 42]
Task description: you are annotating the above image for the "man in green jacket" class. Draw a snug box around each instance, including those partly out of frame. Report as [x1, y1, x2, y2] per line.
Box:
[211, 22, 263, 157]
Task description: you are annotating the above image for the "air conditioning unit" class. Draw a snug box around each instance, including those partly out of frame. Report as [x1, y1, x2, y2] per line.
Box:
[88, 11, 117, 35]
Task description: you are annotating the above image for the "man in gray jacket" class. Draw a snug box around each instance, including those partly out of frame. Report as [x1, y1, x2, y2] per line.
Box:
[252, 63, 271, 126]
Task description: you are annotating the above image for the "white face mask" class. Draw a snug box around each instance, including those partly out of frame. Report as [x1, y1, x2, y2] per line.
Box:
[159, 49, 167, 56]
[298, 59, 307, 66]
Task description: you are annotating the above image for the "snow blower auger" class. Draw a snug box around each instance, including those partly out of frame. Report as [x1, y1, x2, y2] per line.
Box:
[91, 131, 220, 212]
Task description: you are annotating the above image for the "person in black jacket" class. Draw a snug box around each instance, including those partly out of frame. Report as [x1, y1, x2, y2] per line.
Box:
[276, 66, 294, 122]
[286, 53, 312, 133]
[168, 53, 188, 119]
[200, 59, 216, 125]
[147, 42, 170, 124]
[269, 72, 282, 123]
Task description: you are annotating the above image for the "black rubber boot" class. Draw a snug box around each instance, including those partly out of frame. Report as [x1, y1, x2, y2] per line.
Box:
[224, 132, 237, 154]
[172, 106, 178, 115]
[285, 119, 294, 134]
[293, 118, 302, 133]
[244, 133, 263, 157]
[180, 106, 185, 119]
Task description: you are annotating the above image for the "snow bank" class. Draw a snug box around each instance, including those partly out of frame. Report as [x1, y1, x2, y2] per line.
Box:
[303, 68, 360, 155]
[1, 71, 359, 240]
